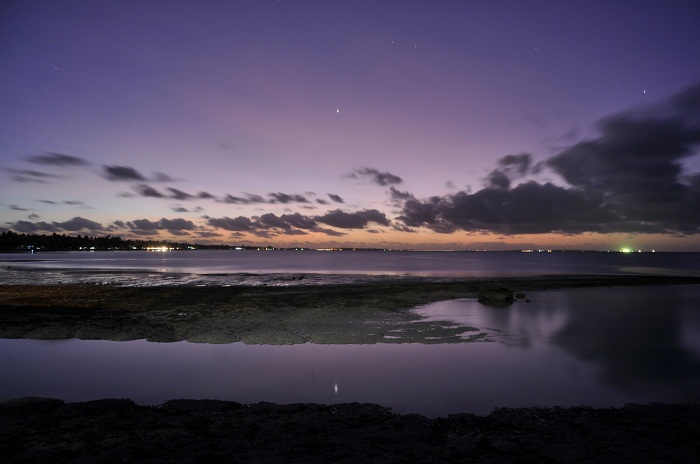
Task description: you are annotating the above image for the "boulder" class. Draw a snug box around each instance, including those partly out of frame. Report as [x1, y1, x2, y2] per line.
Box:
[477, 288, 514, 305]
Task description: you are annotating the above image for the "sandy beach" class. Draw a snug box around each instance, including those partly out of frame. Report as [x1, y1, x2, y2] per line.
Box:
[2, 275, 700, 462]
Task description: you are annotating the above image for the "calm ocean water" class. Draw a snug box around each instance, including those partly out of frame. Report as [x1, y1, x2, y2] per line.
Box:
[1, 250, 699, 286]
[2, 285, 699, 416]
[2, 250, 700, 415]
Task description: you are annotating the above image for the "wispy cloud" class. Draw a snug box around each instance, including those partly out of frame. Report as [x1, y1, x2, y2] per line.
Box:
[328, 193, 344, 203]
[102, 165, 176, 183]
[346, 167, 403, 186]
[5, 168, 61, 183]
[102, 165, 148, 181]
[26, 152, 90, 166]
[268, 192, 309, 204]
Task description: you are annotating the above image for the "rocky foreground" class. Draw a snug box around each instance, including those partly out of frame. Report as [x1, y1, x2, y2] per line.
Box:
[2, 274, 699, 344]
[1, 398, 699, 463]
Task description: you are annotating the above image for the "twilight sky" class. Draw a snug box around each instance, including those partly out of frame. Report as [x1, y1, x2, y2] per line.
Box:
[2, 0, 700, 250]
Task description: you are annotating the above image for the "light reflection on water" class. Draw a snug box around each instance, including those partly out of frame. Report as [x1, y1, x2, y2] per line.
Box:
[1, 285, 699, 417]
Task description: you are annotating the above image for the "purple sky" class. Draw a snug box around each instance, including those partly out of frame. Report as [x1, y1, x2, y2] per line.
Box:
[2, 0, 700, 250]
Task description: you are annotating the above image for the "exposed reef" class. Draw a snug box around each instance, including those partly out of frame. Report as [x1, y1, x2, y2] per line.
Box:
[1, 275, 699, 344]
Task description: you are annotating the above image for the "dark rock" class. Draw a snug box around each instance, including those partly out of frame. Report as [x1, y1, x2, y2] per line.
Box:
[477, 288, 514, 305]
[2, 398, 699, 463]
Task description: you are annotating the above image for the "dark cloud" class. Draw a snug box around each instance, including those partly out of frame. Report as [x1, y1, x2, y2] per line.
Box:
[102, 165, 148, 181]
[133, 184, 165, 198]
[310, 226, 346, 237]
[403, 182, 614, 234]
[36, 199, 90, 208]
[64, 200, 91, 208]
[483, 153, 535, 190]
[10, 205, 28, 211]
[206, 212, 351, 237]
[398, 82, 700, 236]
[8, 220, 59, 233]
[196, 231, 224, 238]
[172, 206, 189, 212]
[158, 218, 196, 231]
[347, 167, 403, 186]
[257, 213, 292, 230]
[5, 168, 60, 183]
[316, 199, 330, 205]
[268, 192, 309, 204]
[8, 216, 105, 233]
[166, 187, 195, 201]
[207, 216, 258, 232]
[497, 153, 533, 177]
[392, 223, 417, 233]
[282, 228, 309, 236]
[389, 187, 415, 202]
[198, 191, 216, 199]
[27, 152, 89, 166]
[484, 169, 511, 190]
[130, 185, 209, 202]
[124, 218, 196, 232]
[222, 193, 266, 204]
[282, 212, 318, 229]
[57, 217, 103, 232]
[168, 230, 192, 236]
[316, 209, 390, 229]
[102, 165, 177, 183]
[127, 219, 160, 231]
[328, 193, 344, 203]
[152, 172, 177, 182]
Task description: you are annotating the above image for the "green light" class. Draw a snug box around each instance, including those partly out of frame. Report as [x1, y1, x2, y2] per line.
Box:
[620, 248, 632, 253]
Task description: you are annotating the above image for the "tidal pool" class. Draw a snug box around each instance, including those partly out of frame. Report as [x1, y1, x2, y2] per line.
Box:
[2, 285, 699, 417]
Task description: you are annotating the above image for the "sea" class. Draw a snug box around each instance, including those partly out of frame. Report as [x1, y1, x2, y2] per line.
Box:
[1, 249, 699, 286]
[2, 250, 700, 417]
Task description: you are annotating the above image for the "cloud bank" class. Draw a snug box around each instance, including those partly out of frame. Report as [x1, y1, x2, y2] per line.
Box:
[397, 82, 700, 236]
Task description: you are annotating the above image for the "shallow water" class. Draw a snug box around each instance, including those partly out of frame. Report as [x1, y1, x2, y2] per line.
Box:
[2, 285, 699, 416]
[2, 250, 699, 286]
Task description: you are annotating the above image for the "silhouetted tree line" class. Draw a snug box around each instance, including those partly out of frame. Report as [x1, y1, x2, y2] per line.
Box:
[0, 231, 241, 252]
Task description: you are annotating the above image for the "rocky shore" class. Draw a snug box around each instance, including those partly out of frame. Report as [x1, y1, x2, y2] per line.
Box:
[2, 275, 700, 462]
[2, 274, 699, 344]
[1, 397, 699, 463]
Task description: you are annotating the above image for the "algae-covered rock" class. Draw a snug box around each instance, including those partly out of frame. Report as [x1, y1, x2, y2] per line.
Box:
[477, 288, 514, 305]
